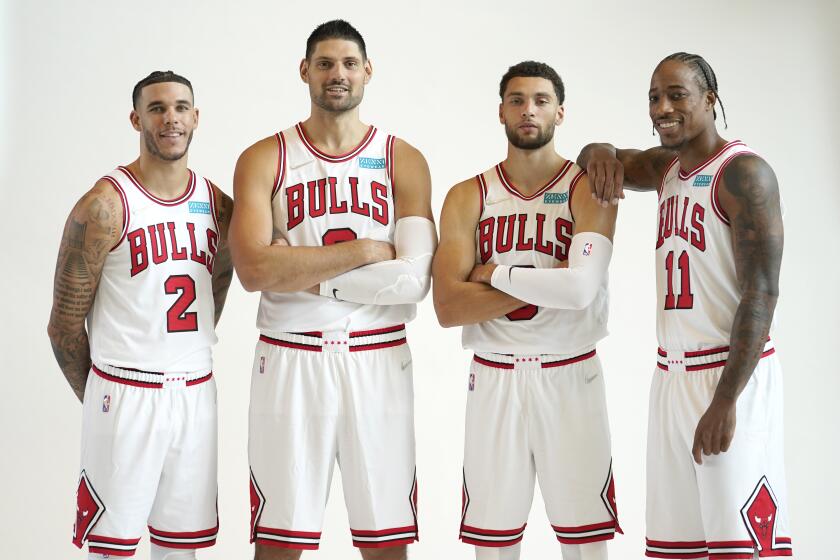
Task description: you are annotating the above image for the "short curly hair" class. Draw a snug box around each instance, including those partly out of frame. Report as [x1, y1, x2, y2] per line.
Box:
[499, 61, 564, 104]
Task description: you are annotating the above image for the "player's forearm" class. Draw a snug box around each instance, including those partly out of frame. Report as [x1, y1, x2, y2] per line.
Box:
[434, 281, 525, 327]
[714, 289, 777, 402]
[322, 256, 431, 305]
[47, 321, 91, 402]
[211, 245, 234, 325]
[577, 143, 617, 168]
[235, 240, 379, 293]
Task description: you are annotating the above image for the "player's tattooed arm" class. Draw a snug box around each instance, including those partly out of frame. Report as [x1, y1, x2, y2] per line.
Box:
[433, 180, 525, 327]
[211, 186, 234, 325]
[691, 154, 782, 464]
[576, 143, 676, 206]
[47, 182, 122, 402]
[231, 137, 394, 293]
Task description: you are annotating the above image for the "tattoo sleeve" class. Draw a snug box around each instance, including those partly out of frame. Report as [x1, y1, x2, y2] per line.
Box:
[211, 189, 234, 325]
[47, 186, 121, 402]
[715, 155, 783, 401]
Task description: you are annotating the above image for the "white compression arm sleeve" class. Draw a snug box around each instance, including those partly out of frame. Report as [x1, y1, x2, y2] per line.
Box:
[489, 231, 612, 310]
[320, 216, 437, 305]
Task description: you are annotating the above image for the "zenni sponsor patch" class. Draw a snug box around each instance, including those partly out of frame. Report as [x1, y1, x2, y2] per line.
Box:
[692, 174, 713, 187]
[358, 157, 386, 169]
[188, 201, 211, 214]
[543, 192, 568, 204]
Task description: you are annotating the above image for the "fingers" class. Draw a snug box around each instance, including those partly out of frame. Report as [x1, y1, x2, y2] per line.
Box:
[588, 160, 625, 207]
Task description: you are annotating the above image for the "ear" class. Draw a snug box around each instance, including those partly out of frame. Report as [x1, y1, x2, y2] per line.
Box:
[300, 58, 309, 83]
[498, 102, 505, 125]
[130, 110, 141, 132]
[193, 107, 200, 129]
[363, 58, 373, 84]
[555, 104, 565, 126]
[705, 89, 717, 112]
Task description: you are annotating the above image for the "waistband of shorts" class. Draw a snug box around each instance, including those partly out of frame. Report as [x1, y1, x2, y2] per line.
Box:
[473, 348, 596, 370]
[258, 324, 407, 353]
[656, 339, 775, 372]
[91, 364, 213, 388]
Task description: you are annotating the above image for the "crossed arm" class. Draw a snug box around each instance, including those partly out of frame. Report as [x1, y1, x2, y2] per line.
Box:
[230, 135, 435, 304]
[47, 182, 122, 402]
[210, 184, 234, 325]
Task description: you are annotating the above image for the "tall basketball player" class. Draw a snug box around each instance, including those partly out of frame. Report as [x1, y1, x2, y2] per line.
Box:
[433, 61, 620, 560]
[47, 71, 234, 560]
[578, 53, 792, 559]
[229, 20, 435, 560]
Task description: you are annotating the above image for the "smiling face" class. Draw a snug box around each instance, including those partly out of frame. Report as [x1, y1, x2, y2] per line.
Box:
[499, 76, 564, 150]
[301, 38, 371, 113]
[130, 82, 197, 162]
[649, 59, 717, 150]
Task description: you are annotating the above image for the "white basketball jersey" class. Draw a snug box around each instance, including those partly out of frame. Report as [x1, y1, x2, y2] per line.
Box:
[462, 161, 609, 354]
[257, 123, 414, 334]
[88, 166, 219, 372]
[655, 140, 774, 350]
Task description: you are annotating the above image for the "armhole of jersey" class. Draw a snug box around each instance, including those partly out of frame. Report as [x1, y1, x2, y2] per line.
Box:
[567, 169, 587, 224]
[710, 151, 752, 227]
[271, 131, 286, 200]
[475, 173, 487, 216]
[658, 157, 679, 199]
[101, 175, 129, 251]
[206, 179, 221, 233]
[385, 134, 396, 190]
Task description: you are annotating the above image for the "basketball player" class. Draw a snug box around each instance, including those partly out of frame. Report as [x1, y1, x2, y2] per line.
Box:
[47, 71, 233, 560]
[578, 53, 791, 559]
[229, 20, 435, 560]
[433, 61, 620, 560]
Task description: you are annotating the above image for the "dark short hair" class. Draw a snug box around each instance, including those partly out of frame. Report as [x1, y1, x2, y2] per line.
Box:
[132, 71, 193, 109]
[499, 61, 565, 104]
[306, 19, 367, 60]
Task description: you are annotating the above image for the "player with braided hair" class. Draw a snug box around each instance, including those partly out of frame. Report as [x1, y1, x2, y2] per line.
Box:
[578, 53, 792, 559]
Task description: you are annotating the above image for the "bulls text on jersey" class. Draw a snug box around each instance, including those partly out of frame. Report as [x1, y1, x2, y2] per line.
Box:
[128, 222, 219, 277]
[478, 213, 572, 263]
[656, 194, 706, 251]
[286, 177, 389, 231]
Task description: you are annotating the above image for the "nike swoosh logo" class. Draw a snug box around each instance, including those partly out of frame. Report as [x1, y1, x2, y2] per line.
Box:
[401, 360, 412, 370]
[485, 198, 507, 206]
[332, 288, 340, 299]
[585, 374, 598, 384]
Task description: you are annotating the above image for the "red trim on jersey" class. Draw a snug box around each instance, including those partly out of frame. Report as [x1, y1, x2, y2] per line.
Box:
[385, 135, 396, 186]
[567, 168, 587, 222]
[646, 553, 708, 559]
[101, 175, 130, 250]
[350, 525, 418, 548]
[117, 166, 196, 206]
[272, 131, 287, 199]
[295, 122, 376, 163]
[476, 173, 488, 215]
[473, 355, 515, 369]
[93, 365, 162, 388]
[349, 338, 407, 352]
[255, 526, 321, 550]
[473, 349, 596, 370]
[677, 140, 745, 180]
[659, 157, 680, 199]
[496, 160, 573, 201]
[460, 523, 526, 547]
[259, 335, 323, 352]
[186, 372, 214, 386]
[710, 150, 755, 226]
[657, 348, 775, 372]
[206, 179, 220, 234]
[646, 538, 708, 559]
[88, 547, 136, 557]
[148, 526, 218, 539]
[349, 324, 406, 338]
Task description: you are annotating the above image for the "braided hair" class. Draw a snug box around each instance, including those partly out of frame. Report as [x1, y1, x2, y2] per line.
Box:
[661, 52, 728, 129]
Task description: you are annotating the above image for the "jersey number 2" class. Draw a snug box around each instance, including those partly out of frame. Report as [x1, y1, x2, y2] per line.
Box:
[664, 251, 694, 310]
[165, 275, 198, 332]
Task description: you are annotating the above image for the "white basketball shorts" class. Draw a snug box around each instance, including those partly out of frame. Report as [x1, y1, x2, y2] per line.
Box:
[73, 364, 218, 557]
[646, 342, 793, 559]
[460, 348, 621, 548]
[248, 325, 418, 551]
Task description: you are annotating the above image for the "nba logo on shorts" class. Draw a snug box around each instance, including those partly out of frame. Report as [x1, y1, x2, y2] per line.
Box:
[583, 242, 593, 256]
[259, 356, 265, 374]
[469, 373, 475, 391]
[102, 395, 110, 413]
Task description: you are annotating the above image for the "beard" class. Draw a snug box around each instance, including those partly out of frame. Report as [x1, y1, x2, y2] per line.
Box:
[505, 121, 555, 150]
[312, 81, 364, 113]
[143, 129, 193, 161]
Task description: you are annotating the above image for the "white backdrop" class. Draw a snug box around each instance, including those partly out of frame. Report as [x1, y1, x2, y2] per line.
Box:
[2, 1, 838, 558]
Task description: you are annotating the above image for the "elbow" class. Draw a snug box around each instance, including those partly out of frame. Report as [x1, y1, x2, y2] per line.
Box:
[235, 268, 263, 293]
[432, 300, 462, 328]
